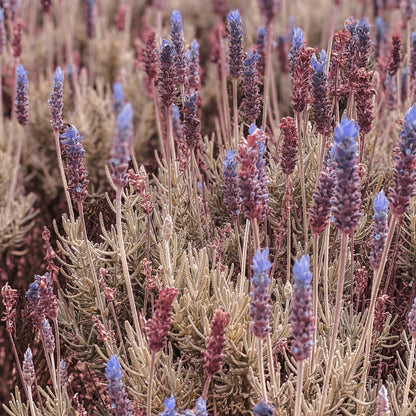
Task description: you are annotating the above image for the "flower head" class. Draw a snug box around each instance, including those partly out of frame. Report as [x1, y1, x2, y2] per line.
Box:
[60, 125, 89, 202]
[15, 64, 29, 125]
[253, 400, 275, 416]
[171, 10, 186, 85]
[195, 397, 207, 416]
[311, 49, 327, 74]
[158, 39, 177, 107]
[289, 27, 304, 76]
[223, 150, 241, 220]
[112, 82, 124, 115]
[159, 394, 176, 416]
[203, 308, 229, 377]
[250, 248, 272, 339]
[290, 255, 314, 361]
[109, 103, 134, 188]
[22, 347, 35, 387]
[240, 50, 261, 123]
[227, 9, 244, 79]
[48, 67, 64, 132]
[105, 355, 133, 416]
[293, 255, 312, 287]
[331, 116, 362, 233]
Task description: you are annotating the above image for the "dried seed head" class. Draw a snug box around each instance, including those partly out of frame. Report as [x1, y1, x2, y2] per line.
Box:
[145, 287, 177, 353]
[203, 308, 229, 377]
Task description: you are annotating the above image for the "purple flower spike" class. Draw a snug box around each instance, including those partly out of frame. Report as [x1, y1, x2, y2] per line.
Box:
[256, 27, 267, 77]
[388, 104, 416, 215]
[105, 355, 133, 416]
[293, 255, 312, 287]
[42, 318, 55, 354]
[22, 347, 35, 387]
[330, 116, 362, 234]
[311, 49, 326, 74]
[109, 103, 134, 188]
[195, 397, 207, 416]
[159, 394, 176, 416]
[289, 27, 304, 76]
[223, 149, 241, 220]
[227, 9, 244, 79]
[310, 50, 332, 136]
[186, 39, 201, 94]
[250, 248, 272, 339]
[240, 50, 261, 123]
[253, 399, 275, 416]
[60, 125, 89, 202]
[290, 255, 314, 361]
[257, 0, 280, 24]
[112, 82, 124, 115]
[370, 190, 389, 270]
[171, 10, 186, 86]
[15, 64, 29, 126]
[158, 39, 177, 108]
[49, 67, 64, 132]
[84, 0, 96, 39]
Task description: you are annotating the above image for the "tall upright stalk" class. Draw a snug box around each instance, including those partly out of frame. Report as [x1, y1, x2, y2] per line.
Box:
[294, 360, 304, 416]
[147, 351, 156, 416]
[403, 336, 416, 412]
[318, 232, 348, 416]
[115, 187, 141, 341]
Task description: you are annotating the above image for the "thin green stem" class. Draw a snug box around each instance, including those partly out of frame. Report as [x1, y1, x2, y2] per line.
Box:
[310, 233, 319, 374]
[318, 232, 348, 416]
[202, 374, 212, 400]
[78, 201, 107, 324]
[147, 351, 156, 416]
[27, 385, 37, 416]
[404, 337, 416, 413]
[295, 111, 308, 248]
[258, 337, 267, 399]
[115, 187, 141, 342]
[294, 360, 304, 416]
[346, 214, 398, 382]
[54, 130, 75, 222]
[239, 220, 250, 297]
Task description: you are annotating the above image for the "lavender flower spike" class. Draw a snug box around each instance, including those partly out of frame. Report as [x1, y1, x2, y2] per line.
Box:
[253, 399, 275, 416]
[112, 82, 124, 115]
[60, 125, 89, 202]
[240, 50, 261, 123]
[159, 394, 176, 416]
[22, 347, 35, 387]
[289, 27, 304, 76]
[171, 10, 186, 86]
[195, 397, 207, 416]
[292, 254, 312, 287]
[227, 9, 244, 79]
[223, 149, 241, 220]
[105, 355, 133, 416]
[376, 385, 391, 415]
[388, 103, 416, 215]
[290, 254, 314, 361]
[48, 67, 64, 132]
[15, 64, 29, 126]
[158, 39, 177, 108]
[109, 102, 134, 188]
[250, 247, 272, 339]
[369, 190, 389, 269]
[330, 116, 362, 234]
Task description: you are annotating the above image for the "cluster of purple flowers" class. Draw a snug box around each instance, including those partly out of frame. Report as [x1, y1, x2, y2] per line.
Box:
[105, 355, 133, 416]
[227, 10, 244, 79]
[60, 125, 89, 202]
[249, 248, 272, 339]
[15, 64, 29, 125]
[290, 255, 314, 361]
[48, 67, 64, 132]
[240, 50, 261, 123]
[171, 11, 186, 86]
[330, 117, 362, 234]
[369, 190, 389, 269]
[158, 394, 208, 416]
[222, 150, 241, 220]
[388, 104, 416, 215]
[109, 102, 134, 188]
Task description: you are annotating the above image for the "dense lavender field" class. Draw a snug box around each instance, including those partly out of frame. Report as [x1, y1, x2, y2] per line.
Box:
[2, 0, 416, 414]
